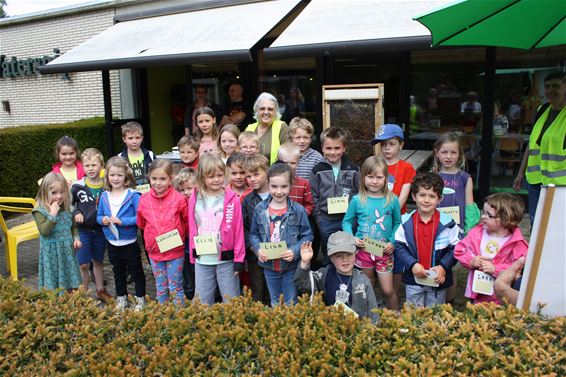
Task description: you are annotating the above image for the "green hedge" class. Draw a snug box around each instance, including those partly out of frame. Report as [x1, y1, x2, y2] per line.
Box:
[0, 277, 564, 376]
[0, 118, 118, 198]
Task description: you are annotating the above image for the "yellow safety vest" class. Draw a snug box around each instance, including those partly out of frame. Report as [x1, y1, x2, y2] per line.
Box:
[526, 105, 566, 185]
[246, 120, 283, 165]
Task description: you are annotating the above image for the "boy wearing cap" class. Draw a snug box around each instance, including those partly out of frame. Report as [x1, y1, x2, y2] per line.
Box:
[295, 231, 379, 323]
[371, 124, 416, 214]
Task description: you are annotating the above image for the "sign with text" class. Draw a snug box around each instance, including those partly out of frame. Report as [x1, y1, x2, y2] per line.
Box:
[260, 241, 288, 260]
[327, 196, 348, 214]
[364, 237, 386, 257]
[156, 229, 183, 253]
[194, 234, 218, 255]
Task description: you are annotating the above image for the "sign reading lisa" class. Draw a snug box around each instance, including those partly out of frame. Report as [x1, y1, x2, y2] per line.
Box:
[260, 241, 288, 260]
[364, 237, 387, 257]
[440, 206, 460, 224]
[472, 270, 494, 295]
[328, 196, 348, 214]
[155, 229, 183, 253]
[194, 234, 218, 255]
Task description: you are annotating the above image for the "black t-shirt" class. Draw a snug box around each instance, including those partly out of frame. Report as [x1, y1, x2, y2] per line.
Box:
[535, 108, 561, 146]
[324, 265, 353, 307]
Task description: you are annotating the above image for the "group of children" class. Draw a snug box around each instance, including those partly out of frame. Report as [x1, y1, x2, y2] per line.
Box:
[32, 107, 528, 321]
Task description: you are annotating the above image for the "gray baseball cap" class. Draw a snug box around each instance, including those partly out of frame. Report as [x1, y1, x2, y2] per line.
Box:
[327, 231, 356, 256]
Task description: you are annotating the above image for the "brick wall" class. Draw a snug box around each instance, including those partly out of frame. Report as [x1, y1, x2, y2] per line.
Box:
[0, 9, 122, 127]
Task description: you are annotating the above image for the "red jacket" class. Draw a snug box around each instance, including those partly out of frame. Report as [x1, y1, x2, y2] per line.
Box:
[137, 186, 188, 261]
[289, 177, 314, 215]
[52, 161, 85, 182]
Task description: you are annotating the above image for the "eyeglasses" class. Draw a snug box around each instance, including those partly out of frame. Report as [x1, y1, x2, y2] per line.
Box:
[480, 210, 499, 219]
[259, 107, 275, 112]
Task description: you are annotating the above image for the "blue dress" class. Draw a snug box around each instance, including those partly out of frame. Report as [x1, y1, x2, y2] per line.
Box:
[33, 207, 82, 291]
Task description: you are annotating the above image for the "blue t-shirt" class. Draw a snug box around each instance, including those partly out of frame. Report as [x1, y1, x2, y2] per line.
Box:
[342, 195, 401, 243]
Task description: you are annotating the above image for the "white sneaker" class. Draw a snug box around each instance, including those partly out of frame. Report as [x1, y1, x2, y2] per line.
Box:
[115, 296, 128, 311]
[133, 296, 146, 312]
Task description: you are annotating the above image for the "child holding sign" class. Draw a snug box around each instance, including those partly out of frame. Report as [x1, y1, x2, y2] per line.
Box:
[310, 127, 359, 266]
[249, 163, 313, 306]
[187, 154, 245, 305]
[454, 193, 527, 304]
[97, 157, 146, 311]
[342, 156, 401, 310]
[394, 172, 460, 307]
[137, 159, 188, 306]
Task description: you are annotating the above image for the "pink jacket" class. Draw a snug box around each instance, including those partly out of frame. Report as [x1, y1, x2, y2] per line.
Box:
[52, 161, 85, 181]
[188, 186, 245, 270]
[137, 186, 188, 261]
[454, 224, 528, 303]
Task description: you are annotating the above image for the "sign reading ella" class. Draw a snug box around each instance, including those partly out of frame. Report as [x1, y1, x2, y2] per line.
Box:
[1, 48, 60, 78]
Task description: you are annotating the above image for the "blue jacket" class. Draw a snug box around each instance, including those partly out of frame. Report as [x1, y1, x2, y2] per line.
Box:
[394, 209, 461, 290]
[249, 197, 313, 271]
[96, 188, 140, 241]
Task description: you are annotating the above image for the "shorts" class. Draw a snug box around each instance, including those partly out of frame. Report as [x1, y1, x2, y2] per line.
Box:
[355, 249, 393, 273]
[76, 229, 106, 265]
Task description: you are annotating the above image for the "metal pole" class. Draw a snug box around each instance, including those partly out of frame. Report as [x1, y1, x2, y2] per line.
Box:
[478, 47, 496, 202]
[102, 70, 114, 156]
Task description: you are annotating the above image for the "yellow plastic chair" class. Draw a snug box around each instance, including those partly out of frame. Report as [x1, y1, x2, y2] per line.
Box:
[0, 197, 39, 280]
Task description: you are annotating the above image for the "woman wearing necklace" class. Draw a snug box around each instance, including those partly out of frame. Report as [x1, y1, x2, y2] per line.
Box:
[295, 231, 380, 324]
[245, 92, 290, 165]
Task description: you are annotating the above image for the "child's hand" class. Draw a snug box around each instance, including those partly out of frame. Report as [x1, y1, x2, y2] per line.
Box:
[383, 242, 394, 255]
[300, 242, 313, 263]
[74, 213, 84, 224]
[258, 249, 268, 263]
[430, 265, 446, 284]
[354, 237, 365, 248]
[49, 201, 60, 216]
[412, 263, 427, 279]
[471, 256, 483, 269]
[110, 216, 122, 225]
[281, 249, 295, 262]
[73, 239, 82, 251]
[102, 216, 110, 226]
[480, 260, 496, 275]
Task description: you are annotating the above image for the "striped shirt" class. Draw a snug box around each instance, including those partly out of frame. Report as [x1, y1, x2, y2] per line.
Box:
[296, 148, 324, 180]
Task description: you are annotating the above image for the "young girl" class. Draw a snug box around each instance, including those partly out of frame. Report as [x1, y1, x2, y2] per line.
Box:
[137, 159, 188, 305]
[33, 172, 82, 292]
[342, 156, 401, 310]
[195, 107, 219, 156]
[97, 157, 146, 311]
[217, 123, 240, 163]
[433, 132, 481, 305]
[51, 136, 85, 186]
[249, 163, 313, 306]
[188, 154, 245, 305]
[454, 193, 528, 304]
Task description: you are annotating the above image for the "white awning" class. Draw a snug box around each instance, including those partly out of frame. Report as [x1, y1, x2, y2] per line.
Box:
[42, 0, 301, 73]
[265, 0, 454, 57]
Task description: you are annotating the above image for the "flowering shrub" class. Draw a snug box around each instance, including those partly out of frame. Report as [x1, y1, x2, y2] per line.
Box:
[0, 277, 564, 376]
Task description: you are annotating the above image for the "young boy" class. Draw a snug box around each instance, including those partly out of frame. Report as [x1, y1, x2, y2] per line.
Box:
[295, 231, 379, 324]
[240, 154, 271, 304]
[118, 121, 155, 187]
[71, 148, 112, 303]
[226, 152, 248, 197]
[277, 142, 314, 215]
[288, 117, 324, 180]
[173, 168, 198, 300]
[238, 131, 261, 157]
[310, 127, 359, 266]
[394, 172, 461, 307]
[178, 135, 200, 170]
[370, 123, 416, 214]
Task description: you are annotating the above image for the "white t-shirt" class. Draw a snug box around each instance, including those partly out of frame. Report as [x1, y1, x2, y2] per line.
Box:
[479, 229, 511, 259]
[108, 190, 136, 246]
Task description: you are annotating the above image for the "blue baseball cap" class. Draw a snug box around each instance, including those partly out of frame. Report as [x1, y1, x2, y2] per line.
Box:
[370, 124, 404, 145]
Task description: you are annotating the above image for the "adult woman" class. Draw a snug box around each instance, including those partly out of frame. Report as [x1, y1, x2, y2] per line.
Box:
[514, 71, 566, 224]
[246, 92, 290, 165]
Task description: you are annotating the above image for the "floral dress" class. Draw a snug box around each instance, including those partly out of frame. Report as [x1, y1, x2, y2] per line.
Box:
[32, 206, 81, 291]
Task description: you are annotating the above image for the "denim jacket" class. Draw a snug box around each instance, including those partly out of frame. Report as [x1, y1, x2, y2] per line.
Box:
[249, 197, 313, 271]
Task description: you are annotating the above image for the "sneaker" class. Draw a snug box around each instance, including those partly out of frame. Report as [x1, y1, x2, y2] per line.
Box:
[96, 288, 113, 304]
[133, 296, 146, 312]
[115, 296, 128, 311]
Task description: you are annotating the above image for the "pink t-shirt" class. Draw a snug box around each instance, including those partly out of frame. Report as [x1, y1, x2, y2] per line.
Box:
[199, 138, 218, 155]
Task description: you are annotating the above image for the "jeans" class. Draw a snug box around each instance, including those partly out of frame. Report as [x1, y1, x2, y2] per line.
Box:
[107, 241, 146, 298]
[182, 253, 195, 300]
[405, 285, 446, 307]
[527, 182, 541, 226]
[194, 262, 240, 305]
[317, 218, 343, 266]
[263, 268, 297, 306]
[149, 256, 185, 305]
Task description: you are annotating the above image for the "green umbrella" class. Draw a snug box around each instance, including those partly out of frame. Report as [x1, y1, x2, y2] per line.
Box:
[414, 0, 566, 49]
